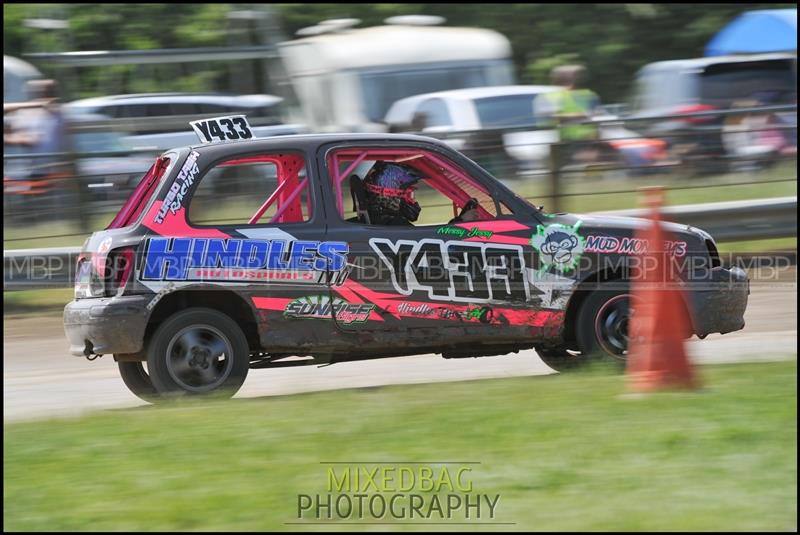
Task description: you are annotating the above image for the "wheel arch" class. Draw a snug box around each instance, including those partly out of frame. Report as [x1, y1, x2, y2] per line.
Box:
[564, 263, 696, 346]
[144, 286, 261, 352]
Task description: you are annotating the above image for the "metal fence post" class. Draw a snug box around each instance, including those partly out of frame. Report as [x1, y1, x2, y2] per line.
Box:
[548, 141, 562, 213]
[64, 127, 89, 233]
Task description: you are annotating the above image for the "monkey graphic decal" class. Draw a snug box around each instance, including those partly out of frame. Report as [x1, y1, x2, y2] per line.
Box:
[530, 221, 585, 273]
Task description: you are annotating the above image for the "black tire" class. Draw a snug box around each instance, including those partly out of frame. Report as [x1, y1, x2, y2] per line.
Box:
[146, 307, 250, 399]
[117, 361, 160, 403]
[576, 287, 636, 364]
[535, 346, 588, 372]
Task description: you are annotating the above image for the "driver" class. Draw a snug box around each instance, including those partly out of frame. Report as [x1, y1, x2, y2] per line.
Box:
[363, 161, 424, 225]
[361, 160, 484, 226]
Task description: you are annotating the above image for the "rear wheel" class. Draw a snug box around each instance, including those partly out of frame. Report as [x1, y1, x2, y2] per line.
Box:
[117, 361, 159, 403]
[146, 308, 250, 399]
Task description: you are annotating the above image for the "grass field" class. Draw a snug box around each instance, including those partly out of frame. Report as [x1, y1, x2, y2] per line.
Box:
[4, 360, 796, 531]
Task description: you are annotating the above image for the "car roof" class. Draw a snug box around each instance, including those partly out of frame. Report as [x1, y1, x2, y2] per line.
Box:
[167, 132, 451, 155]
[65, 92, 283, 109]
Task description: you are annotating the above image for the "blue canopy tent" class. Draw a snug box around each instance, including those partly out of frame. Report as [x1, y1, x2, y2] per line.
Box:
[705, 9, 797, 57]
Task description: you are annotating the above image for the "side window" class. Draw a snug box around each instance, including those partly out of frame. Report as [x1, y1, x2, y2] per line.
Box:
[197, 103, 228, 114]
[146, 103, 174, 117]
[328, 148, 514, 227]
[188, 152, 311, 226]
[98, 105, 122, 118]
[170, 103, 200, 116]
[114, 104, 148, 118]
[416, 98, 452, 128]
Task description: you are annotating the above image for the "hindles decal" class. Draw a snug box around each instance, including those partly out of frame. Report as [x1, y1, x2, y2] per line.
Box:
[284, 295, 374, 325]
[141, 237, 349, 283]
[154, 150, 201, 224]
[584, 235, 687, 257]
[530, 222, 585, 273]
[370, 238, 529, 304]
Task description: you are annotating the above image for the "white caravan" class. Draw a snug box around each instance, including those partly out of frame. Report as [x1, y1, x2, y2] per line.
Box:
[277, 16, 514, 132]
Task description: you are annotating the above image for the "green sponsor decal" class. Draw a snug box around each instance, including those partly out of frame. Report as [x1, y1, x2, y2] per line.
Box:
[436, 226, 494, 240]
[284, 295, 375, 325]
[463, 306, 490, 321]
[530, 221, 584, 273]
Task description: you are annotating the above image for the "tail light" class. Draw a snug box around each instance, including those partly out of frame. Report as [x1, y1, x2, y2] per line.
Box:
[74, 256, 101, 299]
[74, 247, 136, 299]
[106, 248, 136, 296]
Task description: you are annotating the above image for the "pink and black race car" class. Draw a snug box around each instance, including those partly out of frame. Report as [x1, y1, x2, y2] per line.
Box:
[64, 116, 749, 401]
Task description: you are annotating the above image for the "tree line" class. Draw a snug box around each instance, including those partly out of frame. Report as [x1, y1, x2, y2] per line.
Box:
[3, 3, 793, 103]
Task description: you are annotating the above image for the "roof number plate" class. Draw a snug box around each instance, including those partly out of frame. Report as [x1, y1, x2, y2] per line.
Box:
[190, 115, 255, 144]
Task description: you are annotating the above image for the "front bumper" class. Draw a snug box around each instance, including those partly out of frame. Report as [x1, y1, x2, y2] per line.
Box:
[63, 295, 150, 356]
[686, 266, 749, 338]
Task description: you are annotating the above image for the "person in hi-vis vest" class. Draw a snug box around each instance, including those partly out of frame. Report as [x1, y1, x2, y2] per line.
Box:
[536, 65, 602, 167]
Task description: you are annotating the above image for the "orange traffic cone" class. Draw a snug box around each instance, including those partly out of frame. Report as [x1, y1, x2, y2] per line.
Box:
[626, 187, 699, 392]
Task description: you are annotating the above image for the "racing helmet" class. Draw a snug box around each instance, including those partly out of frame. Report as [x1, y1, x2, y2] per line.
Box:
[362, 161, 424, 224]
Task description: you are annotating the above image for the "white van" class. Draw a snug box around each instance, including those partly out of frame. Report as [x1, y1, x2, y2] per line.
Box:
[631, 53, 796, 118]
[277, 16, 514, 132]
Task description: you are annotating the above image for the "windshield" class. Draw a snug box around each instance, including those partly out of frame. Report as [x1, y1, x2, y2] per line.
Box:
[474, 94, 544, 128]
[359, 60, 514, 123]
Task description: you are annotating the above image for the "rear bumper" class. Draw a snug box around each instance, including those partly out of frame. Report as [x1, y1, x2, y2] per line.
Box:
[686, 266, 749, 338]
[63, 295, 150, 356]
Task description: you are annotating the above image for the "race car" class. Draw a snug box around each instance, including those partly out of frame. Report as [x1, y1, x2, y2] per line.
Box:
[63, 116, 749, 401]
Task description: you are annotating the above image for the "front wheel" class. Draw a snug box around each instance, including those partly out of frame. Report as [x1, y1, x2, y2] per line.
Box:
[535, 346, 588, 372]
[146, 308, 250, 399]
[576, 288, 637, 363]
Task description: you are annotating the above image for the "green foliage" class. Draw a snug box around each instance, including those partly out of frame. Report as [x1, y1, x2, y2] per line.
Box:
[523, 53, 581, 86]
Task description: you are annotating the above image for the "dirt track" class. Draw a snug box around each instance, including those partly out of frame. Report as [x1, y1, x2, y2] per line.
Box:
[4, 274, 796, 422]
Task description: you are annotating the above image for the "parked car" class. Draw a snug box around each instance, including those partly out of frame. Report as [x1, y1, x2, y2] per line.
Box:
[65, 111, 154, 200]
[385, 86, 670, 177]
[63, 118, 748, 400]
[64, 92, 285, 127]
[64, 92, 307, 152]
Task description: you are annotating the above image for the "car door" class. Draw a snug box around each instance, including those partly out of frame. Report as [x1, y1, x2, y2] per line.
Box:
[317, 141, 547, 349]
[138, 142, 352, 352]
